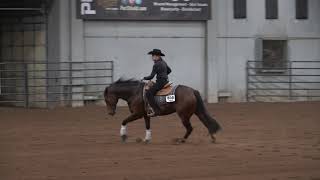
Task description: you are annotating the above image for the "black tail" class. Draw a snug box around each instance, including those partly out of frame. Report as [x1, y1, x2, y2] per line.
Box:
[104, 87, 108, 102]
[194, 90, 221, 134]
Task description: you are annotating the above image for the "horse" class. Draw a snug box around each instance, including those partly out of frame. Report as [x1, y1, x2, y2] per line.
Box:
[104, 78, 221, 143]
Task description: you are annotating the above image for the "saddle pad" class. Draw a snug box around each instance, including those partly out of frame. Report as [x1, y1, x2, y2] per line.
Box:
[155, 85, 178, 105]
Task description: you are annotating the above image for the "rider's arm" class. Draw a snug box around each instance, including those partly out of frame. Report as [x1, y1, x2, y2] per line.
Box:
[144, 64, 157, 80]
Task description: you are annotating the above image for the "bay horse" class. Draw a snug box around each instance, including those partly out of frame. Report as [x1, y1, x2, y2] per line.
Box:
[104, 78, 221, 143]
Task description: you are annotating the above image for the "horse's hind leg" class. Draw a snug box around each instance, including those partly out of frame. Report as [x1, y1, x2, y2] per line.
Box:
[176, 114, 193, 143]
[182, 119, 193, 140]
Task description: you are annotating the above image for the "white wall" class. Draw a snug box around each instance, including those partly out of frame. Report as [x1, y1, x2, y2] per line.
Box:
[51, 0, 320, 105]
[211, 0, 320, 102]
[84, 21, 207, 96]
[216, 0, 320, 38]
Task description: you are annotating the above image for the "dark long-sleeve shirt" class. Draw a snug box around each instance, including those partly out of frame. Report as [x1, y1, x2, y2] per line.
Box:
[144, 59, 171, 82]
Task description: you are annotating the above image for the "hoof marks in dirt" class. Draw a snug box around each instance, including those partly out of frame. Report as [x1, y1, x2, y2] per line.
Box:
[310, 177, 320, 180]
[311, 157, 320, 161]
[172, 138, 186, 145]
[135, 137, 150, 144]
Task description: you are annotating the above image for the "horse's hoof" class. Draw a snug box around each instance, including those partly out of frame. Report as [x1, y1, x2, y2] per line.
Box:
[135, 137, 143, 143]
[143, 139, 151, 144]
[121, 135, 128, 143]
[210, 135, 216, 143]
[172, 138, 186, 144]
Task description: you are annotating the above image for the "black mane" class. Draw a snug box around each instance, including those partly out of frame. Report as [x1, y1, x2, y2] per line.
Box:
[112, 78, 141, 86]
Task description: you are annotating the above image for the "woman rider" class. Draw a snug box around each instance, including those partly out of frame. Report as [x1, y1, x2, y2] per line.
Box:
[143, 49, 172, 117]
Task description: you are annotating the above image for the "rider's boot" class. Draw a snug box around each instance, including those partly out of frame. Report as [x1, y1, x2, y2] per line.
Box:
[147, 97, 161, 117]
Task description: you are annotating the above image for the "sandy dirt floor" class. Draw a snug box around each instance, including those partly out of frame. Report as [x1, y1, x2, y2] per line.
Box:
[1, 102, 320, 180]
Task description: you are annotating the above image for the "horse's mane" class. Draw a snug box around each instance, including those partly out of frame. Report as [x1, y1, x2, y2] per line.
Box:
[112, 78, 141, 86]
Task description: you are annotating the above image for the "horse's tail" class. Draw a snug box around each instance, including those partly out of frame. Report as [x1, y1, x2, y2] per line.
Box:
[194, 90, 221, 135]
[104, 87, 108, 102]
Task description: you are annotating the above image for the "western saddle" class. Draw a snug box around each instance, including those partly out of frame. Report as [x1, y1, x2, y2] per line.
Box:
[145, 81, 173, 96]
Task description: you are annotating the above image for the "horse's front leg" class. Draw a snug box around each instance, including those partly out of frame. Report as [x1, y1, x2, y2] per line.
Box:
[120, 113, 143, 142]
[143, 115, 152, 143]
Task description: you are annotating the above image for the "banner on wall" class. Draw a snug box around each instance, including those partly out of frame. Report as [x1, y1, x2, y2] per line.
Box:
[77, 0, 211, 20]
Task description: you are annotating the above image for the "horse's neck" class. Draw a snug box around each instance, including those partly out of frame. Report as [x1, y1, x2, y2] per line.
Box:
[115, 84, 142, 102]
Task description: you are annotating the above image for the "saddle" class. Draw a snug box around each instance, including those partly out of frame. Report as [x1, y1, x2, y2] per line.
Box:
[144, 81, 173, 96]
[143, 81, 178, 106]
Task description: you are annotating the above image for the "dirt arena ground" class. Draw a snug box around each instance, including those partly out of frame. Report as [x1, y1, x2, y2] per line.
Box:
[1, 102, 320, 180]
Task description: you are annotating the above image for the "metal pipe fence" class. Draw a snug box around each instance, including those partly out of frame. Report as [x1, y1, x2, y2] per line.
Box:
[0, 61, 113, 108]
[246, 60, 320, 102]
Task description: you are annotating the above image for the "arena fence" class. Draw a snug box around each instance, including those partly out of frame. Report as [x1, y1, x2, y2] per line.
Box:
[246, 60, 320, 102]
[0, 61, 113, 108]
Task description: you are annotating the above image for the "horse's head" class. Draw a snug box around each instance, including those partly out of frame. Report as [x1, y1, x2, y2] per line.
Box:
[104, 78, 142, 116]
[104, 86, 118, 116]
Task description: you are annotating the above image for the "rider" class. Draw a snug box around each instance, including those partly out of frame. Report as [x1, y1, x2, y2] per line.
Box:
[143, 49, 172, 117]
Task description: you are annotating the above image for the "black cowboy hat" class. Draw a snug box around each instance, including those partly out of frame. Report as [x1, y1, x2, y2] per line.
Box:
[148, 49, 165, 56]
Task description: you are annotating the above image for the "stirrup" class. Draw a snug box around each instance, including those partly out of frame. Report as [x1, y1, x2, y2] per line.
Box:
[147, 108, 159, 117]
[147, 111, 156, 117]
[147, 108, 155, 117]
